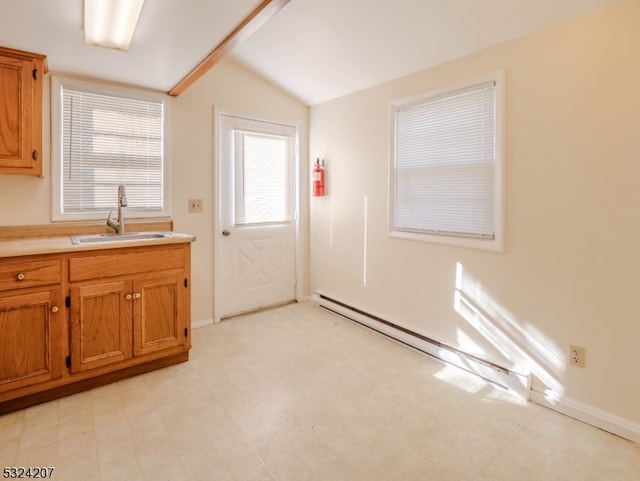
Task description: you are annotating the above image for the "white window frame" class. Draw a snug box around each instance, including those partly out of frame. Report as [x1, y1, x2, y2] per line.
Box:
[50, 76, 171, 222]
[389, 71, 504, 252]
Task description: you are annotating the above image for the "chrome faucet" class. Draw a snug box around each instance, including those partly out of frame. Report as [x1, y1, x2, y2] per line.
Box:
[106, 184, 128, 234]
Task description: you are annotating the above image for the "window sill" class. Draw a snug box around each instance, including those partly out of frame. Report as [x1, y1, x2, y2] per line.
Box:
[389, 229, 503, 252]
[0, 219, 174, 241]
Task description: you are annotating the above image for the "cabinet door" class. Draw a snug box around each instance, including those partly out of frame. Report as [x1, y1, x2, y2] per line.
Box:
[70, 281, 133, 372]
[0, 290, 63, 393]
[133, 272, 187, 356]
[0, 51, 43, 176]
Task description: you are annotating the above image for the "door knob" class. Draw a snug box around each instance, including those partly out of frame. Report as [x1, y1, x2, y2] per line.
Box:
[222, 230, 231, 237]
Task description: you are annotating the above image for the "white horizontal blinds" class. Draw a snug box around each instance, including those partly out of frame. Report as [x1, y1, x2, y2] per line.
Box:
[395, 81, 496, 238]
[61, 86, 164, 213]
[234, 130, 292, 225]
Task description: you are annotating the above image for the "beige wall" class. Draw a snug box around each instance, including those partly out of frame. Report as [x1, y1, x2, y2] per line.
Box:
[309, 0, 640, 424]
[171, 58, 309, 323]
[0, 58, 310, 327]
[1, 0, 636, 428]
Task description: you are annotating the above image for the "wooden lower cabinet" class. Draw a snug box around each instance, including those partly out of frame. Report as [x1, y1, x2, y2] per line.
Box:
[70, 270, 188, 372]
[134, 272, 187, 356]
[0, 289, 64, 393]
[0, 242, 191, 414]
[70, 280, 133, 373]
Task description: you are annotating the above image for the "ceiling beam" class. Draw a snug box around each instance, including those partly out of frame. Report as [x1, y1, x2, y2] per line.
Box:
[168, 0, 291, 96]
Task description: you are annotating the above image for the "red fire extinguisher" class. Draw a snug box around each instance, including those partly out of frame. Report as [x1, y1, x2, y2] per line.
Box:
[313, 158, 325, 197]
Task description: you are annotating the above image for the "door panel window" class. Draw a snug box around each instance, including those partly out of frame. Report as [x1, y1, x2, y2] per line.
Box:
[234, 131, 292, 226]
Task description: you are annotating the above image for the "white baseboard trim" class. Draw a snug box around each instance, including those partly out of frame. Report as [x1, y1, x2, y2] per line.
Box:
[192, 318, 214, 329]
[530, 390, 640, 444]
[311, 291, 531, 401]
[311, 291, 640, 445]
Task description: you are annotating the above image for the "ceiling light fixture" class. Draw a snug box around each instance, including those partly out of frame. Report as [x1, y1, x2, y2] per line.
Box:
[84, 0, 145, 51]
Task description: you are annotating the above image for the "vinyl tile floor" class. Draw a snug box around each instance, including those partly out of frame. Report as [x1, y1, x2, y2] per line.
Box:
[1, 302, 639, 481]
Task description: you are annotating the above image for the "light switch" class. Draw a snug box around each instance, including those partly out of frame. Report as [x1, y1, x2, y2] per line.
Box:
[188, 198, 203, 213]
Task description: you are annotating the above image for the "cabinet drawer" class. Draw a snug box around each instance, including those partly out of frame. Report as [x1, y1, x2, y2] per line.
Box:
[0, 259, 62, 291]
[69, 246, 185, 282]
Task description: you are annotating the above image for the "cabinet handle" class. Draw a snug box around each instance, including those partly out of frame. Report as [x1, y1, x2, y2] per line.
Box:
[51, 306, 59, 313]
[16, 273, 25, 281]
[132, 292, 141, 300]
[125, 293, 133, 300]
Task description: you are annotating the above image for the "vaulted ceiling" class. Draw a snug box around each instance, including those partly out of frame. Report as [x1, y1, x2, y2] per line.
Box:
[0, 0, 623, 105]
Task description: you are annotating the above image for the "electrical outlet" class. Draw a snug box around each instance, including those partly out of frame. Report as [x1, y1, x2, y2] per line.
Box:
[188, 198, 203, 213]
[570, 345, 586, 368]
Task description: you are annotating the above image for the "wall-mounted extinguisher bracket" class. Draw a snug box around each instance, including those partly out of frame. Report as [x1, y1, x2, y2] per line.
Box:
[313, 158, 325, 197]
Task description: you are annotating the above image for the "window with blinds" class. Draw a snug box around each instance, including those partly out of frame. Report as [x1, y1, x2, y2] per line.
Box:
[234, 131, 292, 225]
[390, 73, 504, 251]
[51, 77, 170, 220]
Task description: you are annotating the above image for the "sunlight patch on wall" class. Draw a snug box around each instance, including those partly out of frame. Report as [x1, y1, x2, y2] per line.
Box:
[455, 327, 487, 358]
[363, 195, 368, 287]
[329, 168, 334, 248]
[454, 262, 566, 403]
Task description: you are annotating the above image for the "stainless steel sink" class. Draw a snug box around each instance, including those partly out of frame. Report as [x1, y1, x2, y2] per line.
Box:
[70, 232, 176, 245]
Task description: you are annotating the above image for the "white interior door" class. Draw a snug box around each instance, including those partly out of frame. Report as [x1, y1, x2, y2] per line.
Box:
[215, 113, 298, 320]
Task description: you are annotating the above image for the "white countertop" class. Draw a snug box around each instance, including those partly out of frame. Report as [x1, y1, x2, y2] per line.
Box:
[0, 232, 196, 258]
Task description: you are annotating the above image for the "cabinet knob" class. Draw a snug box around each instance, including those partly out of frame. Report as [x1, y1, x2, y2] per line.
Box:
[51, 306, 59, 313]
[132, 292, 141, 300]
[16, 273, 25, 281]
[125, 294, 133, 300]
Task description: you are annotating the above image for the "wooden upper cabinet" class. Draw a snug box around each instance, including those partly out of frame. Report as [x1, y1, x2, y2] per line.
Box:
[0, 46, 47, 176]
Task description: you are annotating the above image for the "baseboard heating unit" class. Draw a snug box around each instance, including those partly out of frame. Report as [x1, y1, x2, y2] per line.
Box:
[311, 291, 531, 400]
